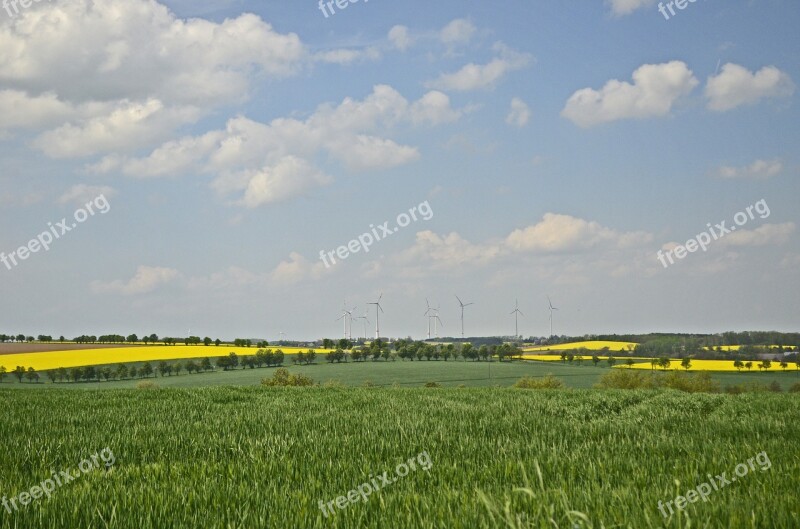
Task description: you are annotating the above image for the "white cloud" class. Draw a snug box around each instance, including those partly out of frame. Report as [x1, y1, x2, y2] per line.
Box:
[505, 97, 530, 127]
[33, 99, 199, 158]
[713, 159, 783, 180]
[720, 223, 795, 247]
[705, 64, 795, 112]
[606, 0, 654, 16]
[426, 43, 531, 92]
[505, 213, 652, 253]
[239, 156, 332, 208]
[440, 19, 476, 46]
[562, 61, 698, 127]
[94, 85, 461, 206]
[270, 252, 329, 285]
[313, 47, 381, 65]
[57, 184, 117, 205]
[91, 266, 180, 296]
[388, 25, 412, 51]
[0, 3, 305, 107]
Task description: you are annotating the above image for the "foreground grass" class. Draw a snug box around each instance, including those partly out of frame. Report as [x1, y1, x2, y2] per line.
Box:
[0, 388, 798, 528]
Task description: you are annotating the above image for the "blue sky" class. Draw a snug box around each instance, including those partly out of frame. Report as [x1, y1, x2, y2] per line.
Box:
[1, 0, 798, 340]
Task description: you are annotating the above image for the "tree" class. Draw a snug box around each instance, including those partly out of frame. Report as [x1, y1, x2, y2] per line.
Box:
[217, 356, 230, 371]
[127, 334, 138, 343]
[13, 366, 25, 382]
[25, 367, 39, 383]
[0, 366, 6, 383]
[204, 337, 212, 346]
[733, 360, 744, 372]
[758, 360, 772, 372]
[228, 352, 239, 369]
[215, 339, 221, 347]
[658, 357, 671, 371]
[158, 361, 170, 377]
[681, 357, 692, 371]
[201, 357, 212, 371]
[116, 364, 129, 380]
[745, 361, 753, 372]
[59, 336, 65, 343]
[780, 360, 788, 372]
[47, 369, 58, 383]
[607, 356, 617, 368]
[592, 355, 601, 367]
[626, 358, 635, 369]
[141, 362, 154, 378]
[100, 367, 113, 381]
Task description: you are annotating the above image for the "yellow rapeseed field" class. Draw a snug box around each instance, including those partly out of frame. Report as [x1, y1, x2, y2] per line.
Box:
[623, 358, 796, 372]
[0, 345, 321, 371]
[522, 340, 638, 352]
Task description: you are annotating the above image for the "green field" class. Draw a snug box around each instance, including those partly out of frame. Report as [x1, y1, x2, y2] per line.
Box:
[2, 357, 799, 391]
[0, 387, 798, 528]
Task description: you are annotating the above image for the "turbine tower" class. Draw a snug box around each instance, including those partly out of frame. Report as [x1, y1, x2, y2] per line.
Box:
[356, 312, 370, 341]
[547, 296, 559, 338]
[511, 299, 524, 339]
[336, 302, 356, 340]
[455, 295, 474, 339]
[367, 293, 384, 340]
[424, 299, 442, 339]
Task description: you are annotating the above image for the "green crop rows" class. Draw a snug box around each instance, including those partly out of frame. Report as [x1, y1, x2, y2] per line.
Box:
[1, 388, 798, 528]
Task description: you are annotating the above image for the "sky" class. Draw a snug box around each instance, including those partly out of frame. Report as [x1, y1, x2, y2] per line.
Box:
[0, 0, 798, 341]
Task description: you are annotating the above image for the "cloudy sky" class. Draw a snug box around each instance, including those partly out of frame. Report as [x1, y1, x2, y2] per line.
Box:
[1, 0, 798, 340]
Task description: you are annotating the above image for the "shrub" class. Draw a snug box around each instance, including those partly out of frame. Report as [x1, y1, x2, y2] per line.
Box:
[321, 379, 345, 389]
[261, 368, 314, 387]
[363, 380, 376, 388]
[424, 381, 441, 388]
[514, 374, 564, 389]
[136, 381, 159, 390]
[788, 382, 800, 393]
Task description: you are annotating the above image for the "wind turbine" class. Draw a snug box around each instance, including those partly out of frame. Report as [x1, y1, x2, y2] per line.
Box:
[336, 302, 356, 340]
[367, 293, 384, 340]
[511, 299, 524, 339]
[424, 299, 442, 339]
[356, 312, 370, 341]
[455, 295, 474, 339]
[547, 296, 559, 338]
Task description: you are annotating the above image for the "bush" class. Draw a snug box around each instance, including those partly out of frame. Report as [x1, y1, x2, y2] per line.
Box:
[321, 379, 345, 389]
[663, 371, 720, 393]
[789, 382, 800, 393]
[424, 381, 441, 388]
[363, 380, 376, 388]
[136, 381, 159, 390]
[514, 374, 564, 389]
[261, 368, 314, 387]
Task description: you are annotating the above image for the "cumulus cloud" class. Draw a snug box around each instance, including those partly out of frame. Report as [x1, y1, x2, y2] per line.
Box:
[57, 184, 117, 205]
[440, 19, 476, 46]
[33, 99, 199, 158]
[606, 0, 654, 16]
[719, 223, 796, 247]
[505, 97, 530, 127]
[705, 64, 795, 111]
[426, 43, 531, 92]
[388, 25, 413, 51]
[713, 159, 783, 180]
[505, 213, 652, 252]
[562, 61, 698, 127]
[91, 266, 180, 295]
[93, 85, 461, 206]
[239, 156, 332, 208]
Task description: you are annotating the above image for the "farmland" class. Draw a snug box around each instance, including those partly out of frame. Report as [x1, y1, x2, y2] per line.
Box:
[0, 387, 797, 529]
